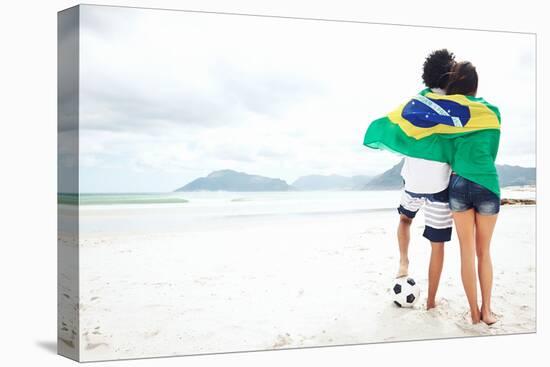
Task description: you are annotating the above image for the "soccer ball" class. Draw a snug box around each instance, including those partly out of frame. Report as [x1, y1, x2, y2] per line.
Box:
[391, 277, 420, 308]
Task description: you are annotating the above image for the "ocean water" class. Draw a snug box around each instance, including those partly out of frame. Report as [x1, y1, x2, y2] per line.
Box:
[62, 185, 536, 211]
[61, 188, 534, 236]
[66, 191, 401, 235]
[71, 191, 400, 212]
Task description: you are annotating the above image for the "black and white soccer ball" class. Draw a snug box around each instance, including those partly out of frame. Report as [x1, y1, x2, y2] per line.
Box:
[391, 277, 420, 308]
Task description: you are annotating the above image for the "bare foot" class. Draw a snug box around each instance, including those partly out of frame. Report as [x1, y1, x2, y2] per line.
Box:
[481, 308, 498, 325]
[471, 308, 481, 324]
[396, 260, 409, 278]
[426, 300, 436, 310]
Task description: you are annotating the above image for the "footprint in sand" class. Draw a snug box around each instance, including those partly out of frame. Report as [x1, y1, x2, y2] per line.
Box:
[454, 311, 500, 335]
[83, 329, 110, 350]
[272, 333, 293, 348]
[144, 330, 160, 338]
[85, 342, 109, 350]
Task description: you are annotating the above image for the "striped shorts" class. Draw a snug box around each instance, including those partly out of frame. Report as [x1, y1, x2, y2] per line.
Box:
[397, 188, 453, 242]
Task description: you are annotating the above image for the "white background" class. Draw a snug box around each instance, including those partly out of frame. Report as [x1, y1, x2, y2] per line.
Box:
[0, 0, 547, 366]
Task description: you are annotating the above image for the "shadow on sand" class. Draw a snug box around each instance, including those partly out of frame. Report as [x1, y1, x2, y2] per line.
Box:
[35, 340, 57, 354]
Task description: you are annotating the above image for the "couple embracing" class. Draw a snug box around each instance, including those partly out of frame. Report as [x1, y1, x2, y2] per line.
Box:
[364, 49, 501, 325]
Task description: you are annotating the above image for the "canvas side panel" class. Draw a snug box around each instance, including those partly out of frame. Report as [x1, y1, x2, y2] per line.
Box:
[57, 5, 80, 361]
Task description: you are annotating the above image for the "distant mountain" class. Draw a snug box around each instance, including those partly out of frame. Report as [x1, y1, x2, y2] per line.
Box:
[292, 174, 372, 191]
[351, 175, 374, 189]
[175, 170, 292, 192]
[497, 165, 536, 187]
[363, 160, 405, 190]
[175, 164, 535, 193]
[362, 159, 536, 190]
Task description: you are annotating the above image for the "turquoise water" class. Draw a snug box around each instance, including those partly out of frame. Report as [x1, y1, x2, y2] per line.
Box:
[59, 189, 535, 237]
[59, 186, 535, 208]
[59, 193, 189, 205]
[64, 191, 401, 235]
[58, 191, 399, 211]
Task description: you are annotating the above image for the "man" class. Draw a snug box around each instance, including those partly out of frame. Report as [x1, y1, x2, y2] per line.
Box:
[396, 49, 455, 310]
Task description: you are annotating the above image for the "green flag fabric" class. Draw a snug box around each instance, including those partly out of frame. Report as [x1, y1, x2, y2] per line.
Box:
[363, 89, 501, 196]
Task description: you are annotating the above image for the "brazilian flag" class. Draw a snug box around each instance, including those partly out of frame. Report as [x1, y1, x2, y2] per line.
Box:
[363, 88, 501, 196]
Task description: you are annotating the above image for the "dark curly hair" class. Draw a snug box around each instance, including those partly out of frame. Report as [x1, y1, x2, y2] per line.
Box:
[445, 61, 478, 96]
[421, 49, 456, 89]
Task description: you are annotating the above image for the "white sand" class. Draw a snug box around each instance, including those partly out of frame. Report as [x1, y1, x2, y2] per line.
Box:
[69, 199, 536, 361]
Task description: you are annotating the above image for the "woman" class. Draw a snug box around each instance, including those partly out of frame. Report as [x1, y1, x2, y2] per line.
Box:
[445, 61, 500, 325]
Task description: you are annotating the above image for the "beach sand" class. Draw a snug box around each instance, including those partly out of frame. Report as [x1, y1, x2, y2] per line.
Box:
[62, 199, 536, 361]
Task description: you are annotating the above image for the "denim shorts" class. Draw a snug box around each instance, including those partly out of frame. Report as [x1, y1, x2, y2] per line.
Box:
[448, 174, 500, 215]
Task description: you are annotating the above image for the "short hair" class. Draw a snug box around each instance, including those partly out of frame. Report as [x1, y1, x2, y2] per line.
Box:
[421, 49, 456, 89]
[445, 61, 478, 96]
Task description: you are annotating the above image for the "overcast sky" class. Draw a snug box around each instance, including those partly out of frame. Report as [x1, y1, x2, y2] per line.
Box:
[77, 5, 536, 193]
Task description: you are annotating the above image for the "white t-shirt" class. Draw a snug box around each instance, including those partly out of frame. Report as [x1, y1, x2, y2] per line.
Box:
[400, 88, 451, 194]
[401, 157, 451, 194]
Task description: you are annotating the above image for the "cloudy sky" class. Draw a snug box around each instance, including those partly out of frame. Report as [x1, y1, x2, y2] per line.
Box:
[77, 5, 536, 193]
